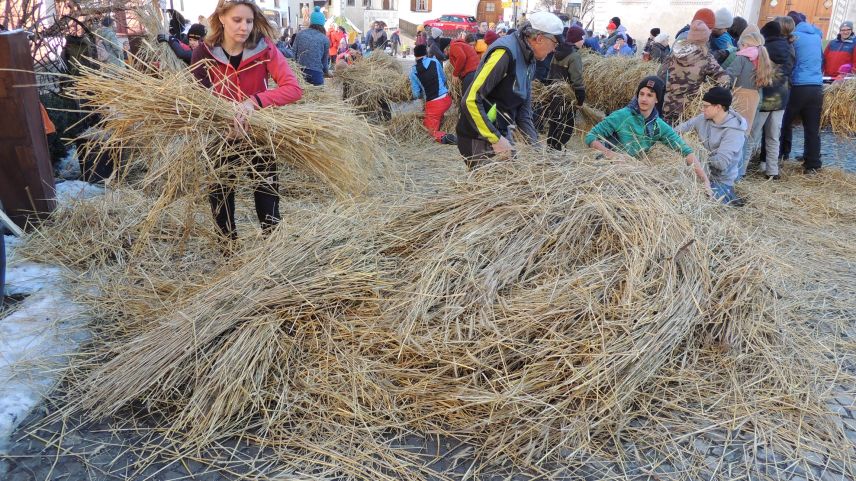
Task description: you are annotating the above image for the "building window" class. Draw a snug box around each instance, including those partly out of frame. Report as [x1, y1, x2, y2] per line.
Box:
[411, 0, 430, 11]
[347, 0, 355, 5]
[274, 0, 280, 6]
[363, 0, 370, 7]
[485, 2, 494, 11]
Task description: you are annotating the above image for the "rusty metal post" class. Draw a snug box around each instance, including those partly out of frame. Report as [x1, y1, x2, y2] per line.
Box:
[0, 30, 56, 230]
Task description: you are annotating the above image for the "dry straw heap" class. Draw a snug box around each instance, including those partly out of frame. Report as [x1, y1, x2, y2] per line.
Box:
[21, 142, 856, 479]
[335, 51, 412, 115]
[821, 79, 856, 137]
[132, 4, 186, 72]
[580, 52, 658, 114]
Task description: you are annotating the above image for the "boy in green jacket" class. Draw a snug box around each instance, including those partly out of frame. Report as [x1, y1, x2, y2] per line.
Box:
[585, 76, 711, 193]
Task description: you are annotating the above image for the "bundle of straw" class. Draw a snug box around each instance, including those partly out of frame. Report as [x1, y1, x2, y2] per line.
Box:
[132, 4, 186, 72]
[531, 80, 605, 138]
[581, 52, 658, 113]
[821, 80, 856, 136]
[67, 60, 383, 198]
[444, 60, 462, 105]
[335, 52, 412, 115]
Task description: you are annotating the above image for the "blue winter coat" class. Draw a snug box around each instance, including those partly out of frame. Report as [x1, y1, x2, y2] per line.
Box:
[710, 32, 733, 51]
[791, 22, 823, 86]
[606, 44, 634, 57]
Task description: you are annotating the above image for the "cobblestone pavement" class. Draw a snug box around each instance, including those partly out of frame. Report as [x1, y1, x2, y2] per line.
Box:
[3, 386, 855, 481]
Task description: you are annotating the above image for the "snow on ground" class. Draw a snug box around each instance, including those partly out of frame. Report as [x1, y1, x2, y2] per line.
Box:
[54, 179, 104, 203]
[0, 180, 100, 458]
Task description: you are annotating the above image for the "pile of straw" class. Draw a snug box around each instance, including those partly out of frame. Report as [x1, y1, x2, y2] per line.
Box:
[132, 4, 186, 72]
[444, 60, 462, 105]
[822, 79, 856, 137]
[335, 52, 412, 115]
[532, 80, 605, 136]
[67, 60, 383, 198]
[581, 52, 658, 113]
[29, 150, 853, 480]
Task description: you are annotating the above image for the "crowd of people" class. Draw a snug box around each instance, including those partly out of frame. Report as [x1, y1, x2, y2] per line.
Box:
[436, 8, 854, 206]
[88, 0, 855, 238]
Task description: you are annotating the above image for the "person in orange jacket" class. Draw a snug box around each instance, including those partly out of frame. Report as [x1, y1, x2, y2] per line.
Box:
[327, 25, 346, 68]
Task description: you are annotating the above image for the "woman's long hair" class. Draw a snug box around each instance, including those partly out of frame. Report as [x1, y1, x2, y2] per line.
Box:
[775, 15, 796, 44]
[206, 0, 277, 49]
[739, 27, 775, 87]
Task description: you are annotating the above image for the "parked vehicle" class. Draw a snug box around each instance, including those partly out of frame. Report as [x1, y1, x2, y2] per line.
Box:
[424, 14, 478, 36]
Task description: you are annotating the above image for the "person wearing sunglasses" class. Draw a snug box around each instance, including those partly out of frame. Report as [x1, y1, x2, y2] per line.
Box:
[823, 20, 856, 77]
[191, 0, 303, 243]
[455, 11, 563, 170]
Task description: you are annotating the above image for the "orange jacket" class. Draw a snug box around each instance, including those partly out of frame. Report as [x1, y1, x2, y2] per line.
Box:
[328, 29, 345, 57]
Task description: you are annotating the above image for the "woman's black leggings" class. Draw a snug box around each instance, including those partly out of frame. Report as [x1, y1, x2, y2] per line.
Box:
[208, 154, 280, 240]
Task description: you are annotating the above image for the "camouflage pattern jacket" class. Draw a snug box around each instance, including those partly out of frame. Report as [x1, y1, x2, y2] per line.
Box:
[657, 40, 730, 123]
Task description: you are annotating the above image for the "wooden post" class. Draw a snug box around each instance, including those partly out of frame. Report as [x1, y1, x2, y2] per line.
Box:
[0, 30, 56, 230]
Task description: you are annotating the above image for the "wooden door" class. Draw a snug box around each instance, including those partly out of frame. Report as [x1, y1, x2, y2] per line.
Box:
[758, 0, 833, 37]
[477, 0, 503, 25]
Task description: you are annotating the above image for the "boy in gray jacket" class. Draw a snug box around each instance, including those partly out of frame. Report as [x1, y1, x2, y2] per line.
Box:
[675, 87, 747, 205]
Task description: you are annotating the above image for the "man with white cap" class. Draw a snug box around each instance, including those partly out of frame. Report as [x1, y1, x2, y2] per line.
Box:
[823, 20, 856, 76]
[455, 11, 564, 169]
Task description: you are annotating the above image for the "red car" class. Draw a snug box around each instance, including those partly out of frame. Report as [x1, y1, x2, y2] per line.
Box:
[423, 14, 479, 36]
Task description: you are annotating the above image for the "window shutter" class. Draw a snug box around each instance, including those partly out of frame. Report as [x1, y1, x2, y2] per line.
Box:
[411, 0, 416, 11]
[427, 0, 431, 11]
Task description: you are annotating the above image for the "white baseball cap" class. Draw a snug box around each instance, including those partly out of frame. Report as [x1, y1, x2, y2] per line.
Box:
[528, 11, 564, 36]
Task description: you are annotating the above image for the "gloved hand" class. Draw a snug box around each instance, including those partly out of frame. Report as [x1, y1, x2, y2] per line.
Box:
[574, 88, 586, 106]
[712, 49, 729, 63]
[156, 34, 168, 44]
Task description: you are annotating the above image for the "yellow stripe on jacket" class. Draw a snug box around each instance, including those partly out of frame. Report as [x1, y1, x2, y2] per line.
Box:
[465, 49, 507, 144]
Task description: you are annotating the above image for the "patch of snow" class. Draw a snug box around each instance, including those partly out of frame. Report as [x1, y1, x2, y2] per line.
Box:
[0, 237, 91, 455]
[54, 180, 104, 204]
[4, 262, 62, 296]
[0, 291, 89, 453]
[56, 146, 81, 181]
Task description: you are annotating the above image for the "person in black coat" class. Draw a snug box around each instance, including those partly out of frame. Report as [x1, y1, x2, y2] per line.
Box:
[748, 21, 795, 179]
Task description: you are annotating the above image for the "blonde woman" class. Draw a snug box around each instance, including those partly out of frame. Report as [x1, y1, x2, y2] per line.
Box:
[725, 24, 773, 178]
[191, 0, 303, 242]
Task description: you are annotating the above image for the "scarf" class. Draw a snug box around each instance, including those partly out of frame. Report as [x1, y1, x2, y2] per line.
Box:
[736, 45, 759, 68]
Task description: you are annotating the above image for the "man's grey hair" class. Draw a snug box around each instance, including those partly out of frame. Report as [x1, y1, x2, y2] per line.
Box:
[518, 21, 538, 38]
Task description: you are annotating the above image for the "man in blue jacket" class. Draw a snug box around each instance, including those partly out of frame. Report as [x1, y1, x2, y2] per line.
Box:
[779, 11, 824, 173]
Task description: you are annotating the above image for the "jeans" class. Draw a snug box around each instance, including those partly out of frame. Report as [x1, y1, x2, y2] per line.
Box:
[301, 68, 324, 86]
[779, 85, 823, 169]
[711, 182, 737, 205]
[748, 110, 785, 176]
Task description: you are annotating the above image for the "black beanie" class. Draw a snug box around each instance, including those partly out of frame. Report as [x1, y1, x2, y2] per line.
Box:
[636, 76, 665, 110]
[414, 44, 427, 57]
[702, 86, 732, 109]
[760, 20, 781, 38]
[610, 17, 621, 27]
[187, 23, 206, 40]
[650, 27, 660, 36]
